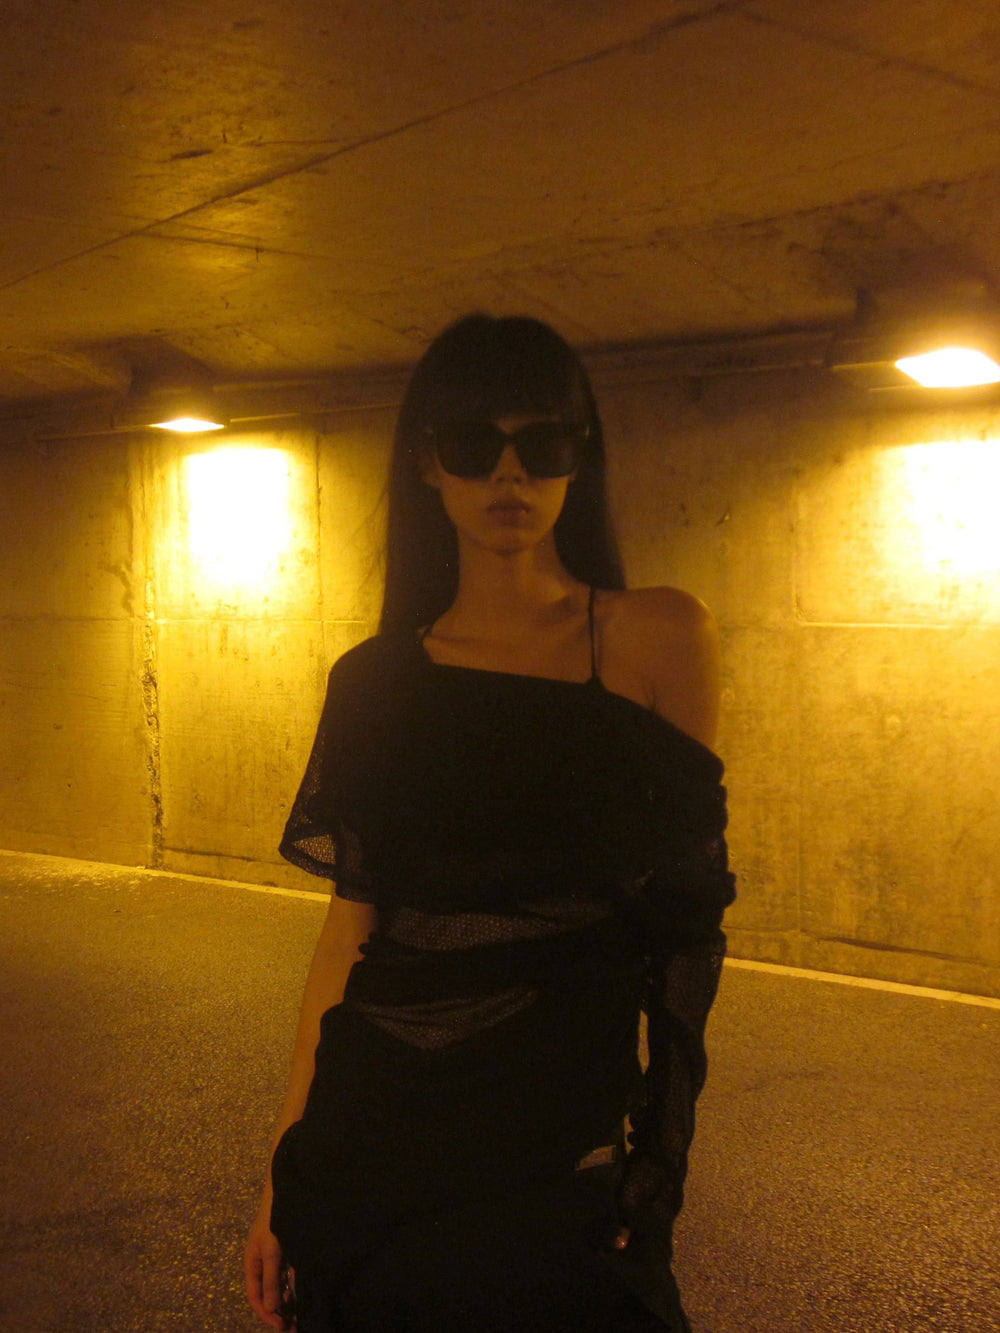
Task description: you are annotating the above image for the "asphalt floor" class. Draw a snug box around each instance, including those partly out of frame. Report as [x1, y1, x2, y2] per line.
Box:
[1, 850, 997, 1333]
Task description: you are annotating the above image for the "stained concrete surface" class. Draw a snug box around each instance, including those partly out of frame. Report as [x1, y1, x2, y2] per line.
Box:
[1, 850, 997, 1333]
[6, 388, 1000, 1000]
[10, 2, 1000, 403]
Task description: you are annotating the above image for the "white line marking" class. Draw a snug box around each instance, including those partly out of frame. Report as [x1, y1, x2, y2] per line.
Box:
[4, 850, 997, 1005]
[726, 957, 1000, 1009]
[232, 881, 329, 903]
[134, 863, 330, 902]
[0, 849, 331, 903]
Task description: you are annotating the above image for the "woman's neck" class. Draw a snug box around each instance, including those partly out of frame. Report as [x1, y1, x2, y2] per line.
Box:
[436, 541, 586, 643]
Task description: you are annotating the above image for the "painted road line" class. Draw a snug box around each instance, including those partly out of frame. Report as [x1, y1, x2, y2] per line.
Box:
[726, 956, 1000, 1010]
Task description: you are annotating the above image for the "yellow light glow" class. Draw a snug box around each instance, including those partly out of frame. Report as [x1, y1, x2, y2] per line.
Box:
[902, 439, 1000, 577]
[152, 416, 227, 433]
[186, 447, 291, 587]
[895, 346, 1000, 388]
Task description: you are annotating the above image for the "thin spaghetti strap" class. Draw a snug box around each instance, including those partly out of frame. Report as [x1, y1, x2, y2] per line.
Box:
[587, 586, 600, 683]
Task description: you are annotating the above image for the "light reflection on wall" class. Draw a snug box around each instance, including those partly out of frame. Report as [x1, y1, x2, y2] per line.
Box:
[795, 432, 1000, 625]
[902, 439, 1000, 576]
[185, 446, 291, 588]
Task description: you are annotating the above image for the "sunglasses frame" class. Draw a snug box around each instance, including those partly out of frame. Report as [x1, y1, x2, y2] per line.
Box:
[424, 419, 589, 479]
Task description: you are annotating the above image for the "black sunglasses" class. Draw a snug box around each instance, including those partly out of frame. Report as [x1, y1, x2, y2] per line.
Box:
[426, 420, 588, 479]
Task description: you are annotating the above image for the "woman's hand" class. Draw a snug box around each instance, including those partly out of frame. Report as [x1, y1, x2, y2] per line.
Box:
[613, 1150, 671, 1254]
[244, 1191, 292, 1330]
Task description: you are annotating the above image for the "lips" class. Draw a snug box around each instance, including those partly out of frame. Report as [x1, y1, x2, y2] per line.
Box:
[487, 498, 531, 524]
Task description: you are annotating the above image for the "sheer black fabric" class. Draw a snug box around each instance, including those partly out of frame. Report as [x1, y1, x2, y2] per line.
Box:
[292, 1164, 689, 1333]
[275, 631, 735, 1320]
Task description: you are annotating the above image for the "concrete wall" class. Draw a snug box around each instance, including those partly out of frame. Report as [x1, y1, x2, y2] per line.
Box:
[600, 369, 1000, 998]
[1, 367, 998, 996]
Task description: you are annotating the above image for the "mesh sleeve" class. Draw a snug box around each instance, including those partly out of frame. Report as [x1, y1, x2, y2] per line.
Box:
[616, 823, 736, 1253]
[277, 645, 379, 900]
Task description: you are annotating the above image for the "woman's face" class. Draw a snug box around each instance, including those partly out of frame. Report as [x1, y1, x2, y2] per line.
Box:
[421, 413, 574, 556]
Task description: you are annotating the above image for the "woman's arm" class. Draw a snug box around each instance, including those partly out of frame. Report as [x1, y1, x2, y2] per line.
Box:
[650, 592, 720, 749]
[613, 587, 732, 1258]
[244, 892, 377, 1330]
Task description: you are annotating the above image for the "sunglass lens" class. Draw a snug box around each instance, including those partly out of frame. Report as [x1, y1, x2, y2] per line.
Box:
[434, 424, 502, 478]
[514, 423, 582, 477]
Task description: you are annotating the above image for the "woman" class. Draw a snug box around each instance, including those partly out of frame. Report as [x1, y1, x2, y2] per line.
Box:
[244, 314, 735, 1332]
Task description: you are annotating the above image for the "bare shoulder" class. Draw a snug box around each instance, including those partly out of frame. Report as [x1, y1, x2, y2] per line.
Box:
[598, 586, 721, 749]
[618, 584, 714, 630]
[602, 585, 718, 657]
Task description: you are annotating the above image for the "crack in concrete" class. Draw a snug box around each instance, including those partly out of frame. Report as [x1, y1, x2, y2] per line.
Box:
[140, 616, 164, 869]
[0, 3, 751, 296]
[627, 165, 1000, 242]
[814, 935, 979, 966]
[741, 5, 1000, 102]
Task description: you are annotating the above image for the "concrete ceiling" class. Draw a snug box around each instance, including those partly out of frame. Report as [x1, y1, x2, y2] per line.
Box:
[5, 0, 1000, 408]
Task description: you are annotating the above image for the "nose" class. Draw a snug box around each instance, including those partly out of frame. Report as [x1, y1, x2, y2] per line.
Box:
[490, 442, 528, 482]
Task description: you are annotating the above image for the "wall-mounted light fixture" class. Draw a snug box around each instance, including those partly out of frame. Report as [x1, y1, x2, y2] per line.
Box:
[147, 388, 230, 433]
[893, 347, 1000, 389]
[152, 414, 227, 433]
[111, 354, 233, 434]
[827, 278, 1000, 391]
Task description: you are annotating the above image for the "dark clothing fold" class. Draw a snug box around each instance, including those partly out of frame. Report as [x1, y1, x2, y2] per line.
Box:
[273, 631, 734, 1328]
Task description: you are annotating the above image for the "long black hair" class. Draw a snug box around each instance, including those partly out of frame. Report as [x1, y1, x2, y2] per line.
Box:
[379, 314, 625, 635]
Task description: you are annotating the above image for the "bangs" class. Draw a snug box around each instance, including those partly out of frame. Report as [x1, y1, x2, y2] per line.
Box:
[410, 315, 590, 427]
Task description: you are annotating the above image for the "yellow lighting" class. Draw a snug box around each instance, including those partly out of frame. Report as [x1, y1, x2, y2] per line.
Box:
[902, 440, 1000, 577]
[152, 416, 227, 433]
[895, 346, 1000, 388]
[186, 447, 291, 587]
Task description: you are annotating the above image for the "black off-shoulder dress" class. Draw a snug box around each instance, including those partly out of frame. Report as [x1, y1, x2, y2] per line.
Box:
[271, 612, 735, 1332]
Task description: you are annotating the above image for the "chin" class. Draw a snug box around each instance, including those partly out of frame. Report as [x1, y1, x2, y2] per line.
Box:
[475, 529, 539, 554]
